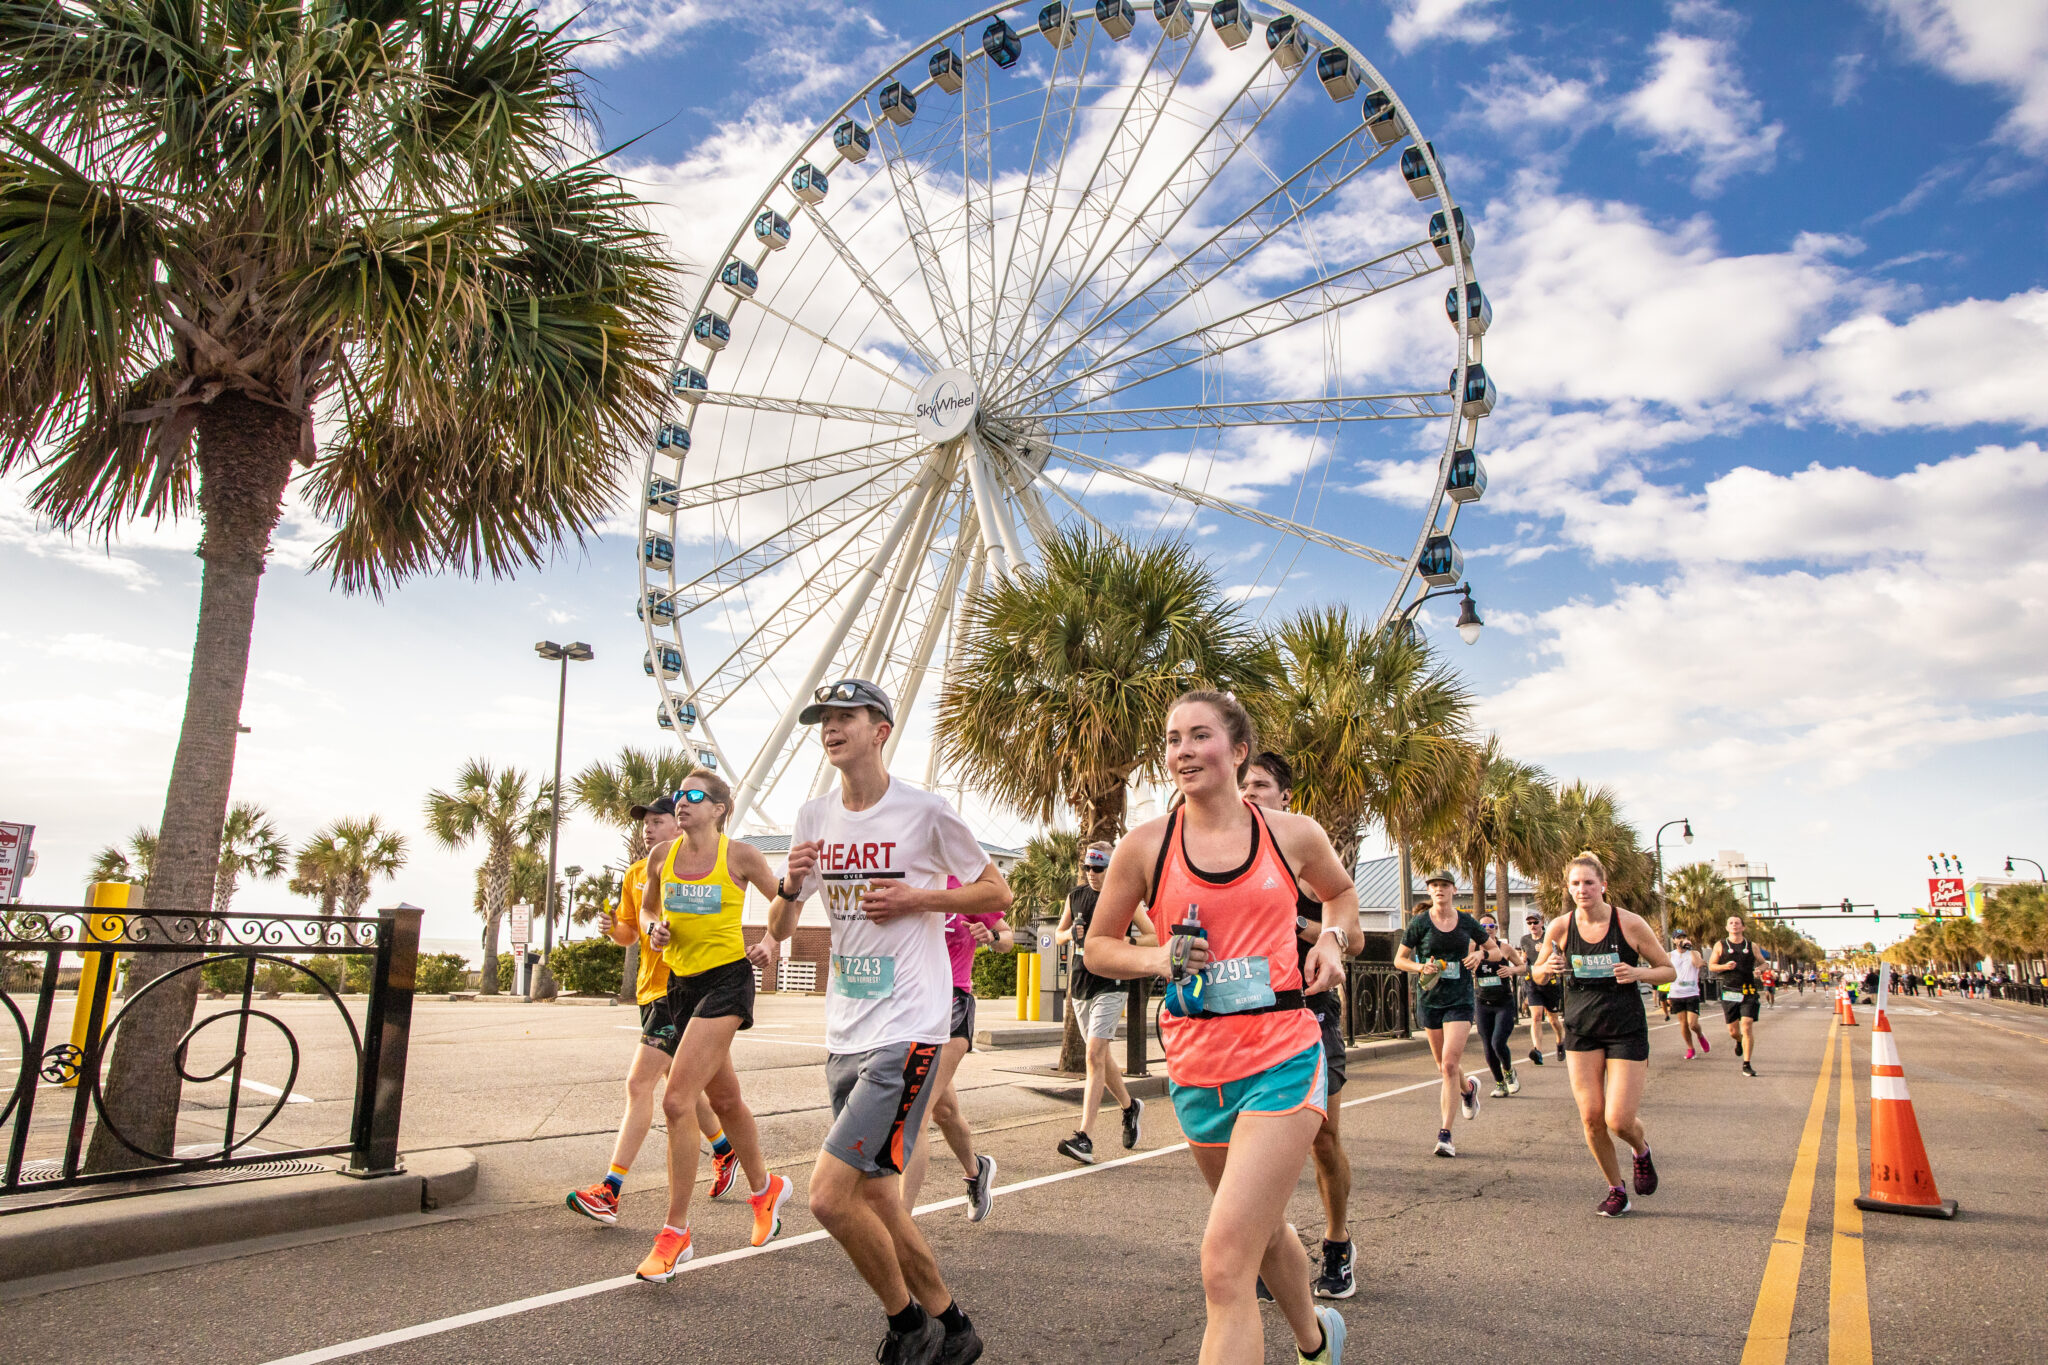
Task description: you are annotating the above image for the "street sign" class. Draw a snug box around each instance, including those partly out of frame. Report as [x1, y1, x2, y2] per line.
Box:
[0, 823, 33, 902]
[1927, 877, 1964, 916]
[508, 904, 532, 949]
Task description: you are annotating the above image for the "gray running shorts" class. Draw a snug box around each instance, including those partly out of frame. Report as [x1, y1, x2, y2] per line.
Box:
[823, 1042, 940, 1177]
[1071, 991, 1127, 1041]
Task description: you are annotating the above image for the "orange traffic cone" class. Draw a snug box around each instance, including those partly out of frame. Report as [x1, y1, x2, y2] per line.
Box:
[1854, 1006, 1958, 1219]
[1842, 990, 1858, 1026]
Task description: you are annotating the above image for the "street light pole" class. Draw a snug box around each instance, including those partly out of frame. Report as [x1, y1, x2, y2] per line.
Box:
[533, 640, 593, 1001]
[1390, 581, 1484, 646]
[2004, 855, 2044, 884]
[1653, 817, 1694, 940]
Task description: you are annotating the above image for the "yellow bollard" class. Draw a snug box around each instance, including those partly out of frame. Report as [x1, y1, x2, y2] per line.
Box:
[1022, 952, 1039, 1022]
[1015, 951, 1028, 1020]
[67, 882, 130, 1086]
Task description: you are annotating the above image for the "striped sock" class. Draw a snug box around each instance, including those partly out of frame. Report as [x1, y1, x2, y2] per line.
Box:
[709, 1129, 732, 1158]
[604, 1163, 628, 1195]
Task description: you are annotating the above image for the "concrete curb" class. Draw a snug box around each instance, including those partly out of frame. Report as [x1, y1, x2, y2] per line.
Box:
[999, 1034, 1435, 1100]
[0, 1147, 477, 1282]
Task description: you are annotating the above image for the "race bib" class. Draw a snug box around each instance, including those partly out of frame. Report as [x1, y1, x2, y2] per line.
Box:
[1198, 956, 1277, 1014]
[832, 954, 895, 999]
[1572, 952, 1620, 980]
[663, 881, 723, 917]
[1721, 988, 1746, 1003]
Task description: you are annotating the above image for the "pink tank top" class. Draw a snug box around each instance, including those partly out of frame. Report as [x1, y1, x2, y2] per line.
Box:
[1153, 801, 1322, 1087]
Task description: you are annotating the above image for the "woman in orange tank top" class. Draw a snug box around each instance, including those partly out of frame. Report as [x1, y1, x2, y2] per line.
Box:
[1085, 691, 1361, 1365]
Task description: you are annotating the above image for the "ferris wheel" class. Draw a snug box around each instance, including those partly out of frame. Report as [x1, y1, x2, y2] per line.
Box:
[636, 0, 1493, 828]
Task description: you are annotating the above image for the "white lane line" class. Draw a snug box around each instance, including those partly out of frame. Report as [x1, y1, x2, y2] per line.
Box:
[257, 1061, 1459, 1365]
[240, 1079, 314, 1104]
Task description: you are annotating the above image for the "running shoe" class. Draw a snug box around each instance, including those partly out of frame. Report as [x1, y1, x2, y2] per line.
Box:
[1121, 1096, 1144, 1150]
[1742, 1061, 1757, 1077]
[1684, 1047, 1696, 1061]
[965, 1153, 997, 1223]
[1314, 1239, 1355, 1300]
[1596, 1186, 1632, 1217]
[749, 1172, 792, 1247]
[1633, 1146, 1659, 1197]
[708, 1149, 740, 1200]
[875, 1314, 944, 1365]
[1527, 1048, 1545, 1066]
[1298, 1304, 1347, 1364]
[1505, 1068, 1521, 1095]
[1461, 1077, 1481, 1120]
[937, 1321, 984, 1365]
[1256, 1275, 1275, 1302]
[1056, 1131, 1095, 1165]
[1555, 1045, 1565, 1063]
[1434, 1130, 1456, 1158]
[1698, 1036, 1709, 1055]
[1490, 1080, 1509, 1099]
[566, 1181, 619, 1225]
[1734, 1036, 1744, 1058]
[635, 1225, 693, 1282]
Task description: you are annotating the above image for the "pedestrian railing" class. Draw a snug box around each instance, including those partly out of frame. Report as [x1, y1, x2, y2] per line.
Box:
[1343, 961, 1411, 1044]
[0, 903, 421, 1207]
[1988, 982, 2048, 1008]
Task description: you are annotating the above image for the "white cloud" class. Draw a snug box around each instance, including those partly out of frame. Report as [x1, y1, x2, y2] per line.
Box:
[1806, 289, 2048, 430]
[1871, 0, 2048, 155]
[1617, 5, 1784, 194]
[1389, 0, 1509, 53]
[1465, 56, 1597, 138]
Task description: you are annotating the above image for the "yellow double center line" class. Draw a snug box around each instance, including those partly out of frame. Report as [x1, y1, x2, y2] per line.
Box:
[1739, 1021, 1873, 1365]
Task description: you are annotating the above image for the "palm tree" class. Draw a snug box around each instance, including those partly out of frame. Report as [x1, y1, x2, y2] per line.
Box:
[426, 762, 546, 997]
[1663, 861, 1744, 943]
[289, 835, 347, 917]
[1007, 831, 1082, 928]
[936, 529, 1278, 846]
[211, 803, 286, 917]
[87, 827, 158, 887]
[1353, 632, 1474, 913]
[1544, 781, 1656, 914]
[1256, 606, 1383, 869]
[1482, 759, 1560, 923]
[573, 867, 623, 929]
[4, 0, 678, 1172]
[572, 747, 692, 1000]
[329, 817, 409, 917]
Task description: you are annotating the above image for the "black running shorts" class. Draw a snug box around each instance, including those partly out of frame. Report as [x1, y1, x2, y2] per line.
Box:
[950, 986, 977, 1046]
[664, 956, 755, 1031]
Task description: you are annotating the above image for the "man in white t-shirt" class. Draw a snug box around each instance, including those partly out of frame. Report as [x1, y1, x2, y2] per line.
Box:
[765, 678, 1012, 1365]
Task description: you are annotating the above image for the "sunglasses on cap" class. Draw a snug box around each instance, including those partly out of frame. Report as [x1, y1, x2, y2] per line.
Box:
[673, 788, 713, 805]
[814, 680, 863, 703]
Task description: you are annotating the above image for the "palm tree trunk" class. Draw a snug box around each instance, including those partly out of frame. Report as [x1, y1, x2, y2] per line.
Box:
[1494, 856, 1510, 922]
[87, 395, 298, 1174]
[212, 866, 238, 919]
[480, 909, 503, 995]
[479, 843, 512, 995]
[616, 941, 639, 1006]
[1470, 857, 1486, 918]
[1062, 779, 1130, 1074]
[1396, 838, 1416, 921]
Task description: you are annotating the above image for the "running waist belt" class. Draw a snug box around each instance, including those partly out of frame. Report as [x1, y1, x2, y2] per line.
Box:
[1185, 988, 1307, 1022]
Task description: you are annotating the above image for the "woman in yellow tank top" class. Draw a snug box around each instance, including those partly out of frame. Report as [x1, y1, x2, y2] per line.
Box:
[632, 769, 793, 1284]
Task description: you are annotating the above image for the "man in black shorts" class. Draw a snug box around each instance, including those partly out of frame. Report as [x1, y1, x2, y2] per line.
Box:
[1708, 915, 1765, 1077]
[1244, 754, 1360, 1298]
[1518, 912, 1564, 1064]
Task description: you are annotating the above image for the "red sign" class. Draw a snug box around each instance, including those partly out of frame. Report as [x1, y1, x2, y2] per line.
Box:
[1927, 877, 1965, 915]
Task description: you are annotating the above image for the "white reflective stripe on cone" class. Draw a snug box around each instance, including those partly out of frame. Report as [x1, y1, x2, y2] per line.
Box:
[1871, 1074, 1912, 1102]
[1871, 1031, 1901, 1067]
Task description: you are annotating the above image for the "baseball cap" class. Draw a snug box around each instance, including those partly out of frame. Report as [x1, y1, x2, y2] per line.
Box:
[1425, 868, 1458, 886]
[1082, 847, 1110, 869]
[799, 677, 894, 726]
[628, 794, 677, 820]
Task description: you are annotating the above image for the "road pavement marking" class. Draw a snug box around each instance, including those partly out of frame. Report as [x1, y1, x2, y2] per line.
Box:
[1932, 1008, 2048, 1045]
[1829, 1031, 1872, 1365]
[1739, 1022, 1839, 1365]
[254, 1064, 1461, 1365]
[240, 1079, 313, 1104]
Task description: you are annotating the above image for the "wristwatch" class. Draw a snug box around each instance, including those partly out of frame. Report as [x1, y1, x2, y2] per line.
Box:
[1319, 925, 1351, 954]
[775, 877, 798, 901]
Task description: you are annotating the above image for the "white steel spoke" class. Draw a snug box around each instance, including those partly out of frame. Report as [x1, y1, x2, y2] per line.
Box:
[961, 39, 996, 371]
[1045, 442, 1404, 570]
[1024, 241, 1442, 406]
[744, 292, 919, 392]
[694, 391, 913, 425]
[996, 44, 1305, 406]
[1033, 391, 1451, 433]
[883, 506, 978, 767]
[1017, 125, 1397, 397]
[875, 95, 970, 368]
[666, 437, 919, 511]
[800, 204, 945, 374]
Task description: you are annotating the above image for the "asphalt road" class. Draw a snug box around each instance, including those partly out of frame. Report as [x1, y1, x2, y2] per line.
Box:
[3, 990, 2044, 1364]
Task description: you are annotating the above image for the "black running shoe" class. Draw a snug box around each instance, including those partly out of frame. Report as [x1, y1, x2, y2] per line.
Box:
[1121, 1096, 1144, 1150]
[1528, 1048, 1545, 1066]
[1056, 1131, 1095, 1165]
[937, 1323, 983, 1365]
[1742, 1062, 1757, 1077]
[1555, 1045, 1565, 1063]
[1734, 1036, 1744, 1057]
[1596, 1186, 1631, 1217]
[1314, 1239, 1356, 1299]
[1633, 1147, 1658, 1197]
[964, 1153, 996, 1223]
[1256, 1275, 1275, 1302]
[877, 1316, 944, 1365]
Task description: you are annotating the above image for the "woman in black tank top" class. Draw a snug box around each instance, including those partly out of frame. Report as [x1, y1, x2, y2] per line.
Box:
[1529, 853, 1675, 1218]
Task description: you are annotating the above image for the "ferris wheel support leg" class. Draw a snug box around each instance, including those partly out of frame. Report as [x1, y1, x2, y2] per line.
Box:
[925, 543, 989, 790]
[885, 512, 980, 770]
[728, 458, 947, 824]
[855, 449, 955, 682]
[964, 427, 1028, 577]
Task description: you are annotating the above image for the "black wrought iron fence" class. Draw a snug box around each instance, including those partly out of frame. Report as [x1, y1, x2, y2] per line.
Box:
[1117, 960, 1413, 1079]
[0, 903, 421, 1205]
[1988, 981, 2048, 1008]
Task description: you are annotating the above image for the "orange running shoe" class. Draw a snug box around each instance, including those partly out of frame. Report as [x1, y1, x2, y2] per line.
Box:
[709, 1149, 740, 1200]
[749, 1173, 792, 1247]
[635, 1226, 693, 1283]
[566, 1181, 619, 1225]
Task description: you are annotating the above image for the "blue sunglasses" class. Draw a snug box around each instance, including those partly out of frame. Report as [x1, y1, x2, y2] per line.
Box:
[673, 788, 712, 805]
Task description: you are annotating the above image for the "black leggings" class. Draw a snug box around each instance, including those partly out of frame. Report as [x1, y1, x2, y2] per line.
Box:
[1476, 995, 1518, 1081]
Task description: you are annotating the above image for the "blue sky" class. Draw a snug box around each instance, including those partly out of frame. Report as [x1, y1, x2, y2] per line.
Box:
[5, 0, 2046, 953]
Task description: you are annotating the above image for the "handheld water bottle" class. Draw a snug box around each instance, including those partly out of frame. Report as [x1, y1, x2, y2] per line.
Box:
[1163, 904, 1208, 1018]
